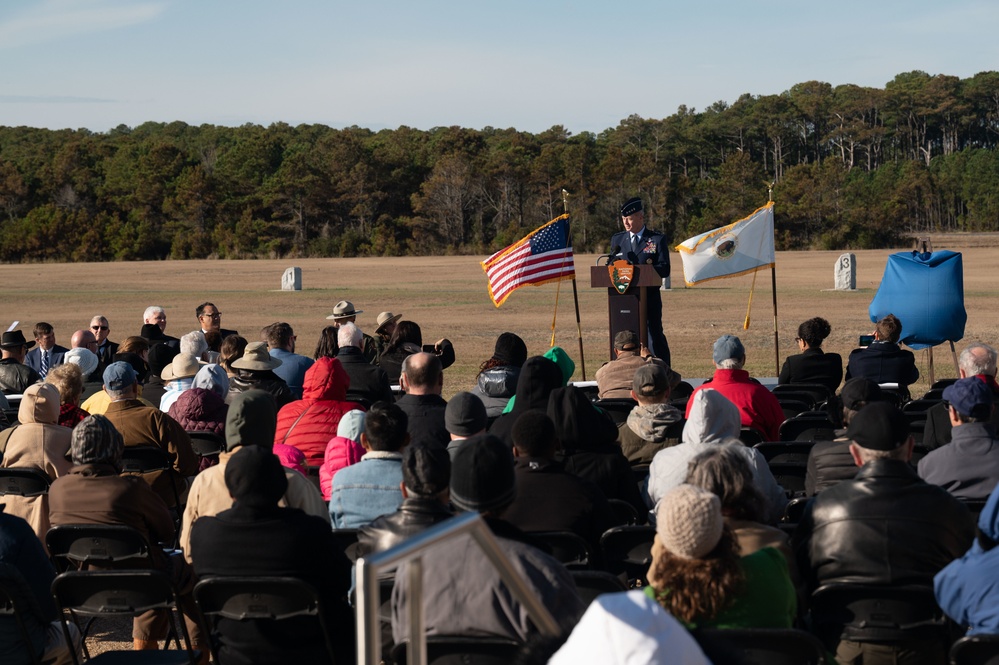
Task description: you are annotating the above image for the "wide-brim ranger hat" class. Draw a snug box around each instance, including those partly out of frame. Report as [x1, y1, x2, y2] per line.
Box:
[230, 341, 283, 371]
[375, 311, 402, 335]
[0, 330, 35, 350]
[326, 300, 363, 321]
[161, 353, 205, 381]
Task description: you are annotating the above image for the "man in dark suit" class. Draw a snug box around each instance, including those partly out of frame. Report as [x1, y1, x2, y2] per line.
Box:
[196, 301, 238, 340]
[610, 197, 671, 365]
[24, 322, 67, 379]
[90, 315, 119, 373]
[845, 313, 919, 395]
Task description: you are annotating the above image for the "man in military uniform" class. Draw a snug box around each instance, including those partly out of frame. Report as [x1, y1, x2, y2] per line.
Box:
[610, 197, 671, 365]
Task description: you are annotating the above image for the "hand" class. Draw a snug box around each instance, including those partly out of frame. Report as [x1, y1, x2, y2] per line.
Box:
[434, 338, 450, 352]
[640, 344, 653, 359]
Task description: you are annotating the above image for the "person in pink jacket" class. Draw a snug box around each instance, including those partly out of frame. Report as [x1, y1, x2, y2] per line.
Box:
[320, 409, 366, 500]
[274, 357, 363, 467]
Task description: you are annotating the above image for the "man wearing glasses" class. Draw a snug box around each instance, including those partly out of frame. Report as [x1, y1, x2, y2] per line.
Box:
[90, 315, 119, 371]
[196, 302, 239, 340]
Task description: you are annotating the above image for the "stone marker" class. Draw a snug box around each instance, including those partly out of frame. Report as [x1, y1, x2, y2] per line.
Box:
[834, 253, 856, 290]
[282, 267, 302, 291]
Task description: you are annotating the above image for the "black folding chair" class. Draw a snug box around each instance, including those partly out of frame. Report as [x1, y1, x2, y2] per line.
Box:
[52, 569, 197, 664]
[185, 431, 225, 458]
[0, 562, 44, 665]
[607, 498, 640, 526]
[695, 628, 826, 665]
[330, 528, 360, 561]
[530, 531, 594, 570]
[591, 398, 637, 426]
[119, 446, 184, 515]
[194, 576, 336, 665]
[391, 636, 522, 665]
[599, 525, 655, 587]
[0, 467, 51, 497]
[809, 583, 951, 653]
[903, 398, 943, 414]
[950, 634, 999, 665]
[739, 427, 767, 446]
[570, 569, 627, 607]
[46, 524, 152, 573]
[754, 441, 815, 466]
[778, 399, 812, 420]
[779, 416, 837, 442]
[773, 383, 833, 407]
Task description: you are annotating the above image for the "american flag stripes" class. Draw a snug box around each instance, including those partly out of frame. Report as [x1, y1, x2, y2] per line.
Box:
[481, 215, 576, 307]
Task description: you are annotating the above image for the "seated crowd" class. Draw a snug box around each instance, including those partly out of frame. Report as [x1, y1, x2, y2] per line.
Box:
[0, 304, 997, 665]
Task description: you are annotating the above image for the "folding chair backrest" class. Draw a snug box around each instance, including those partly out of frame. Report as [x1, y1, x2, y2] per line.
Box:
[599, 525, 655, 585]
[52, 569, 176, 616]
[607, 498, 640, 526]
[391, 636, 522, 665]
[530, 531, 593, 570]
[950, 634, 999, 665]
[779, 417, 836, 442]
[773, 383, 833, 406]
[186, 431, 225, 457]
[591, 398, 637, 426]
[753, 441, 815, 466]
[696, 628, 825, 665]
[119, 446, 173, 473]
[810, 583, 947, 648]
[0, 468, 51, 497]
[570, 570, 627, 607]
[45, 524, 151, 571]
[779, 399, 811, 420]
[903, 398, 942, 414]
[194, 576, 319, 621]
[739, 428, 766, 446]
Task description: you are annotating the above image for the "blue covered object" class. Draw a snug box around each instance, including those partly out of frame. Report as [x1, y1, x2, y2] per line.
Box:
[868, 251, 966, 350]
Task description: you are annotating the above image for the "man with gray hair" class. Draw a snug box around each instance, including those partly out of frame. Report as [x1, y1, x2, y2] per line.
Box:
[179, 331, 208, 360]
[265, 322, 313, 399]
[143, 305, 179, 345]
[918, 377, 999, 500]
[685, 334, 784, 441]
[793, 402, 975, 664]
[924, 342, 999, 448]
[89, 315, 118, 372]
[335, 321, 393, 405]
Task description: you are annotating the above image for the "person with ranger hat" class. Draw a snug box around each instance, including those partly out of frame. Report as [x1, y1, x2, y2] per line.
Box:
[326, 300, 378, 363]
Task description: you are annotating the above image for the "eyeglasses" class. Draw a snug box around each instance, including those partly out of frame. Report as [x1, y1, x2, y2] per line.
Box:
[91, 325, 109, 331]
[201, 312, 222, 319]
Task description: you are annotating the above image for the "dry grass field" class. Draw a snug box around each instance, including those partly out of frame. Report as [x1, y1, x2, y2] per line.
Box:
[2, 233, 997, 398]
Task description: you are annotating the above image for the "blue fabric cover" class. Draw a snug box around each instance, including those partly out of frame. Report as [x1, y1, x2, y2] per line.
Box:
[869, 251, 966, 349]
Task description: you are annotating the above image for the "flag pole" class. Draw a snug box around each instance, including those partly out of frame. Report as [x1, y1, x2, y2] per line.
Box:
[563, 189, 587, 381]
[768, 182, 780, 376]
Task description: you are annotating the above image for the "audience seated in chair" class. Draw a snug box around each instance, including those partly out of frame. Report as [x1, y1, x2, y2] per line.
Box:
[189, 445, 354, 665]
[648, 389, 786, 524]
[470, 332, 527, 418]
[391, 433, 585, 644]
[778, 317, 843, 393]
[181, 389, 330, 561]
[793, 402, 975, 664]
[617, 363, 684, 465]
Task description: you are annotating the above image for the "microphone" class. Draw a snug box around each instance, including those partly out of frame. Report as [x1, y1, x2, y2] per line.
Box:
[605, 245, 620, 266]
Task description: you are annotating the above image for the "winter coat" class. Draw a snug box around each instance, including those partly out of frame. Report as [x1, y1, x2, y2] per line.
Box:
[471, 365, 519, 417]
[168, 387, 228, 435]
[274, 357, 363, 466]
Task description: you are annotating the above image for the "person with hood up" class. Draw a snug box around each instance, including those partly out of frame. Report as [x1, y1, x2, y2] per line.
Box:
[935, 481, 999, 635]
[489, 355, 564, 445]
[499, 346, 575, 415]
[618, 364, 684, 465]
[189, 446, 354, 665]
[273, 356, 364, 467]
[180, 390, 330, 561]
[470, 332, 528, 417]
[648, 389, 787, 523]
[0, 383, 73, 544]
[319, 409, 365, 501]
[168, 364, 229, 435]
[548, 384, 647, 520]
[227, 341, 294, 409]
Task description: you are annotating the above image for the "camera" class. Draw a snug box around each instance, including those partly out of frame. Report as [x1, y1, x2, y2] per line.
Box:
[858, 335, 874, 347]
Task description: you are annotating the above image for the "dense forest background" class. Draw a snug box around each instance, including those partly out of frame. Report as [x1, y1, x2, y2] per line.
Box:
[2, 70, 999, 262]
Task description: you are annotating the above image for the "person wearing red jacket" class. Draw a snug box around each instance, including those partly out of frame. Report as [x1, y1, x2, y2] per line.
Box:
[274, 356, 364, 467]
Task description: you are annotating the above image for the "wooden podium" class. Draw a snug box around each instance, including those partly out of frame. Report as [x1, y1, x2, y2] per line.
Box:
[590, 265, 663, 360]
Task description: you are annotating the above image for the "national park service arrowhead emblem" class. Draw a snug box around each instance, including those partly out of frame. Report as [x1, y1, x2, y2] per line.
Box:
[609, 260, 633, 294]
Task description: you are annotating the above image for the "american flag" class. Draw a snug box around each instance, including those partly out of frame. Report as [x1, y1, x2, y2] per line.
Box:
[481, 215, 576, 307]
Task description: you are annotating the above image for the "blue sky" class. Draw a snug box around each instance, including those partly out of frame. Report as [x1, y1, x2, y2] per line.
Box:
[1, 0, 997, 135]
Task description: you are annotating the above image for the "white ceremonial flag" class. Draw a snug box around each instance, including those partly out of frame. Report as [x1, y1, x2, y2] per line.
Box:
[675, 202, 775, 286]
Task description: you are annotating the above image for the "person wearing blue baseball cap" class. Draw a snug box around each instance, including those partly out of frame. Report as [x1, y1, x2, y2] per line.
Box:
[918, 376, 999, 500]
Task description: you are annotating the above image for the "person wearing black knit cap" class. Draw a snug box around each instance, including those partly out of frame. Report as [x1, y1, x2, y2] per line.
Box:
[471, 332, 528, 417]
[391, 432, 585, 644]
[190, 445, 354, 665]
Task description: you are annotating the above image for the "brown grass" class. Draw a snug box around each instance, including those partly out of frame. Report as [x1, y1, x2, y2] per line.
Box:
[3, 238, 997, 398]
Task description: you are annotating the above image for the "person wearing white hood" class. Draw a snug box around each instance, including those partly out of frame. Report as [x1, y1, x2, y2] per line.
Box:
[647, 389, 787, 524]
